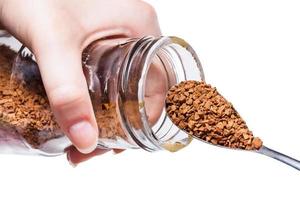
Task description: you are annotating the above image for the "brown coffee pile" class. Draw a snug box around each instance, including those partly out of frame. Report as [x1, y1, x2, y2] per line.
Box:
[0, 45, 61, 147]
[0, 45, 128, 148]
[166, 80, 263, 150]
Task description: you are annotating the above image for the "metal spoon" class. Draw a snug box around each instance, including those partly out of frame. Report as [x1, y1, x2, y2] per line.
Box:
[189, 134, 300, 171]
[257, 145, 300, 171]
[165, 81, 300, 171]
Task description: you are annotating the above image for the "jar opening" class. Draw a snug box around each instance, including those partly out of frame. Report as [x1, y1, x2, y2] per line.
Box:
[139, 36, 205, 151]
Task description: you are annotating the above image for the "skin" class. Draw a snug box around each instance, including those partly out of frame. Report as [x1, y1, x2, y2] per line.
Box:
[0, 0, 166, 165]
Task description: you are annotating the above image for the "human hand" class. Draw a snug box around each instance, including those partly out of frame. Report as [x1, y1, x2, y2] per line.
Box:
[0, 0, 161, 163]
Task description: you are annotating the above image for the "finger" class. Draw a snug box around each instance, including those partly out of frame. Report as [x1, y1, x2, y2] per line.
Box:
[67, 146, 110, 166]
[80, 0, 161, 47]
[35, 43, 98, 154]
[145, 60, 168, 125]
[131, 1, 162, 36]
[118, 1, 162, 37]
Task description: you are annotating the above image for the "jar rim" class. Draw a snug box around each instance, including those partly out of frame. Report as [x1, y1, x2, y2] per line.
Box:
[135, 36, 205, 151]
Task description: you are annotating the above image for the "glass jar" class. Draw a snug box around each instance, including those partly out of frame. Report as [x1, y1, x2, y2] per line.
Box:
[0, 36, 205, 156]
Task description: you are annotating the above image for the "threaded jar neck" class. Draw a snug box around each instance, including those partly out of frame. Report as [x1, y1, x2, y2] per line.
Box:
[118, 36, 205, 152]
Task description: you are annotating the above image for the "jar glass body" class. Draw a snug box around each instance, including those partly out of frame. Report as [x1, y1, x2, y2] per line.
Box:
[0, 36, 205, 155]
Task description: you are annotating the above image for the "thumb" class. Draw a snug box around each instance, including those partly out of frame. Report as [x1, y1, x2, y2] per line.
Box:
[35, 44, 98, 154]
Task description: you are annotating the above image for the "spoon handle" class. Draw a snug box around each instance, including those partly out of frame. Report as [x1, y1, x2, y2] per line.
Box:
[258, 146, 300, 171]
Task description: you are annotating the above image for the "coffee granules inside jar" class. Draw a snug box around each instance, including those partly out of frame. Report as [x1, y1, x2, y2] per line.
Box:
[0, 45, 61, 147]
[0, 45, 128, 148]
[166, 80, 263, 150]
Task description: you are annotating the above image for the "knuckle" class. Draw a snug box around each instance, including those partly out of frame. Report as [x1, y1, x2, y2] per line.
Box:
[139, 2, 158, 22]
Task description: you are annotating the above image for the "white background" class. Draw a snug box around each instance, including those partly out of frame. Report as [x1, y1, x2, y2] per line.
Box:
[1, 0, 299, 199]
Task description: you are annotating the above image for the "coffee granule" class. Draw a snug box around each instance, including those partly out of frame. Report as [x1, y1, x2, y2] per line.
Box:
[166, 80, 263, 150]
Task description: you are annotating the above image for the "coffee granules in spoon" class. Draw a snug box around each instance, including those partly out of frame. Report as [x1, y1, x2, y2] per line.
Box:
[166, 80, 263, 150]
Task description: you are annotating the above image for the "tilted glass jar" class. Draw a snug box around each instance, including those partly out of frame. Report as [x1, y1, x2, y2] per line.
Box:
[0, 36, 205, 156]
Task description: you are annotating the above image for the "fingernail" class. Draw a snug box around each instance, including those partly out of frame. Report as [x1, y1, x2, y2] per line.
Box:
[69, 121, 98, 154]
